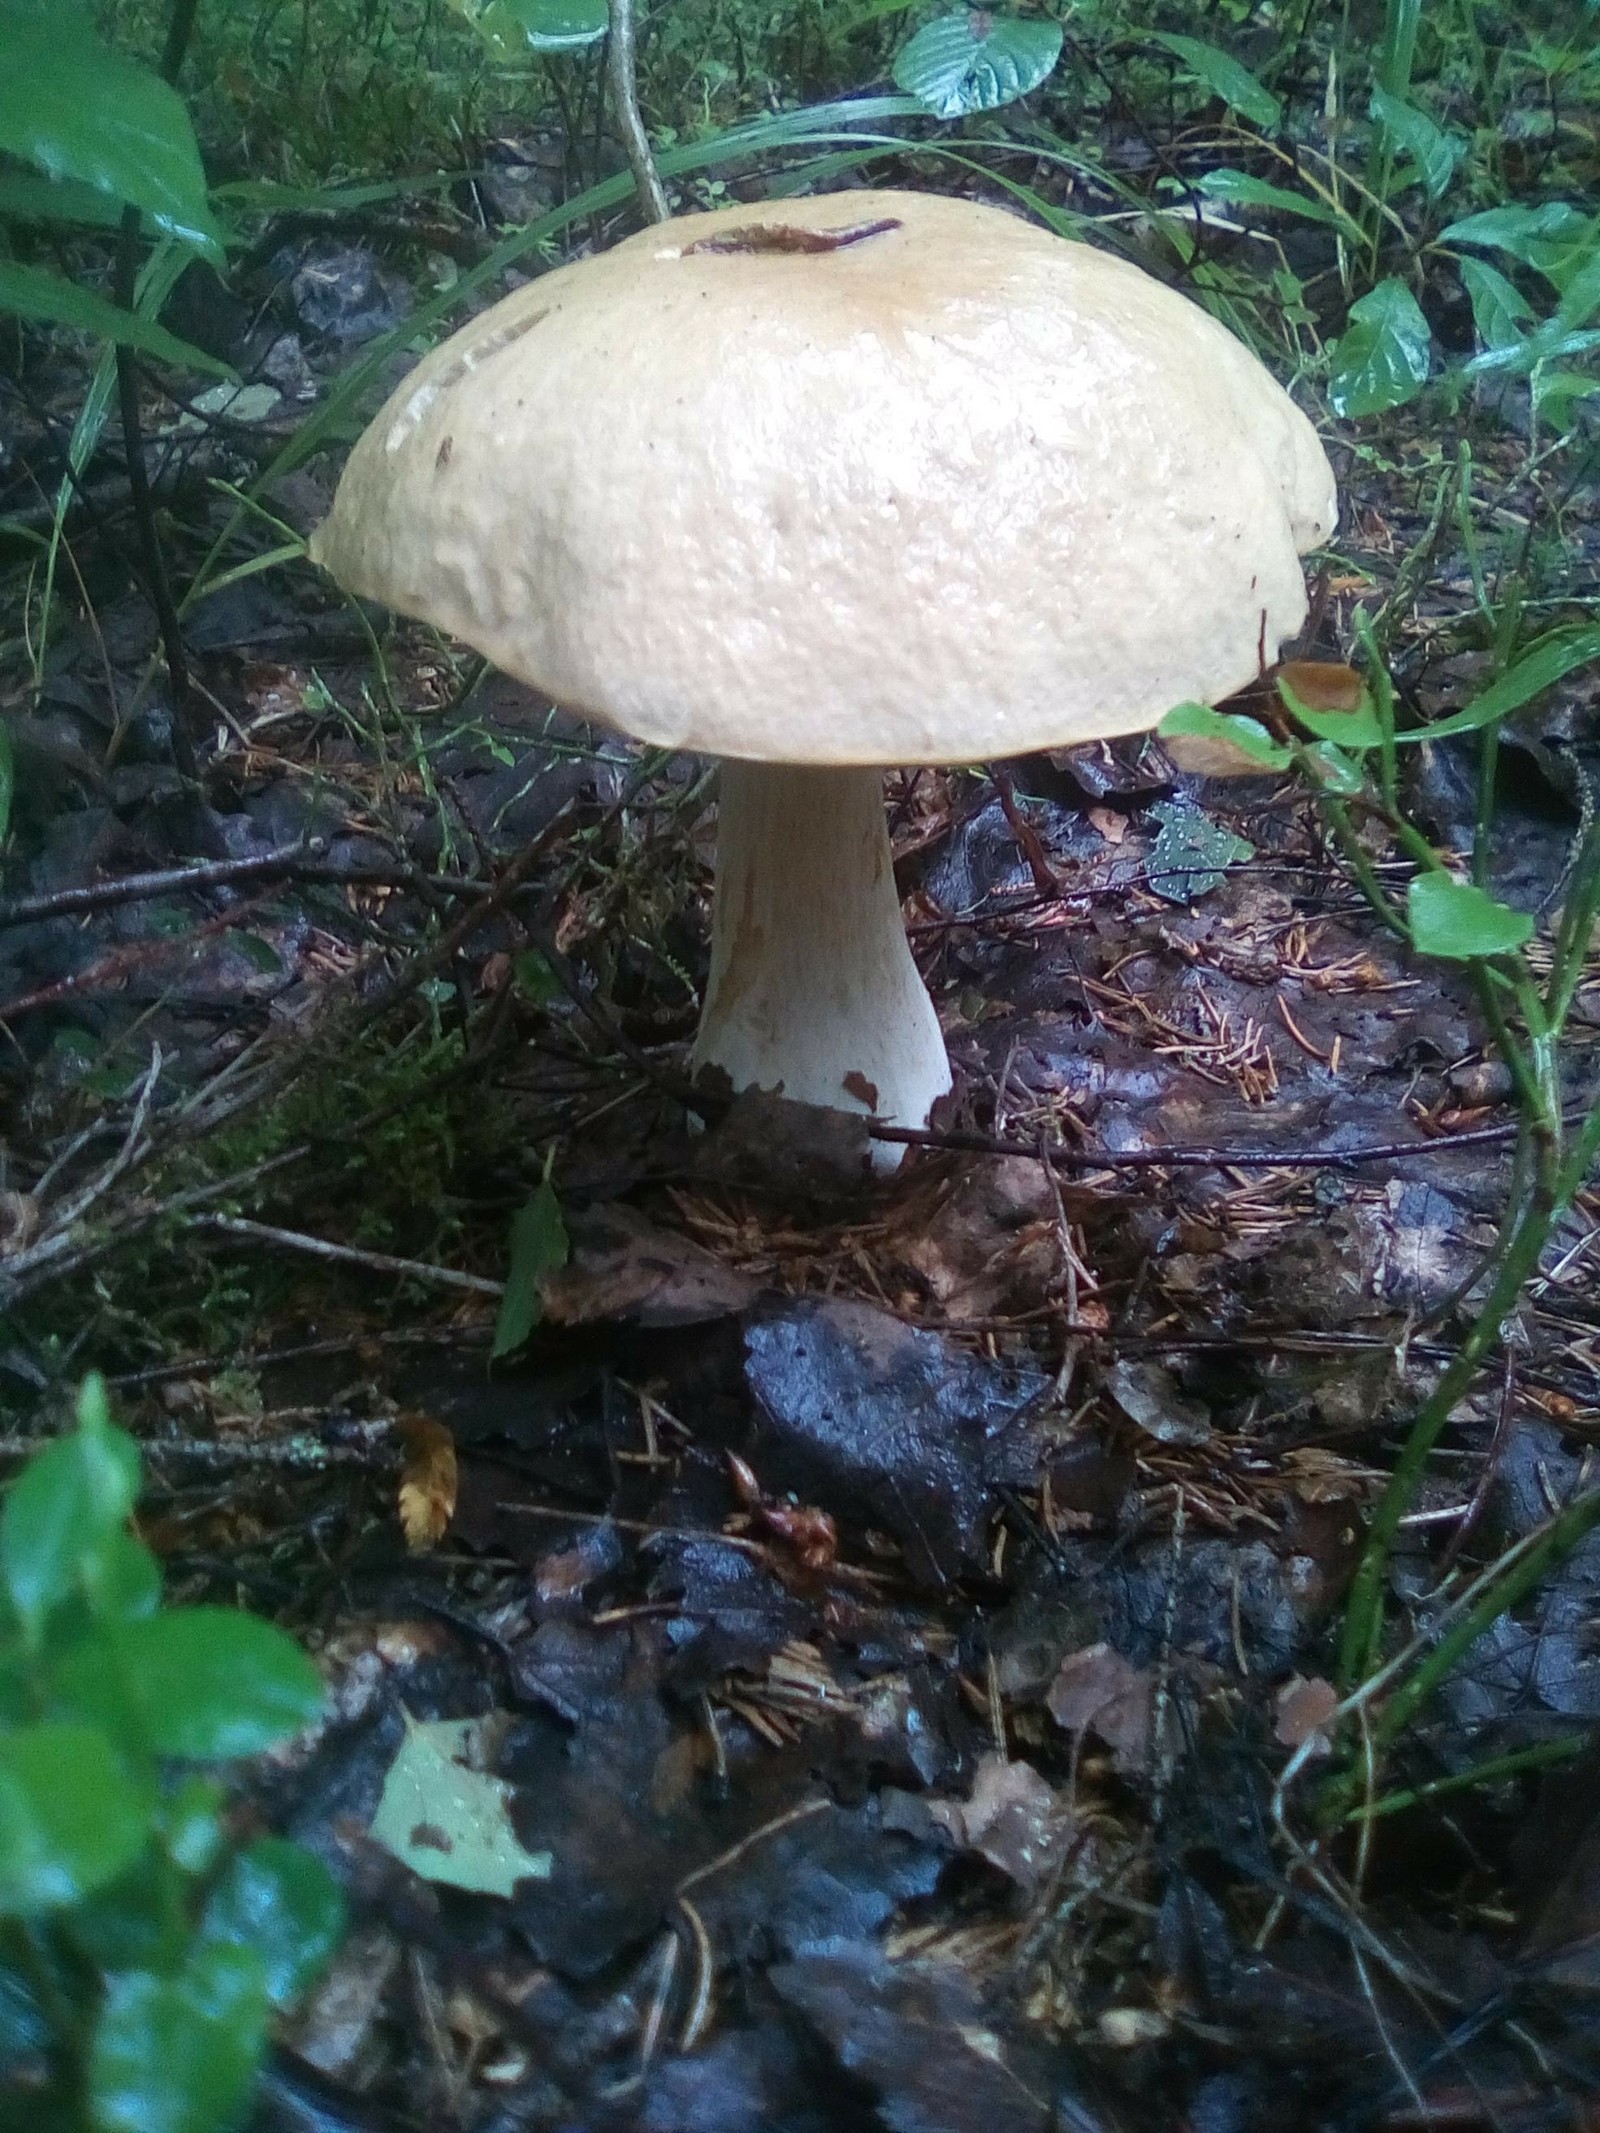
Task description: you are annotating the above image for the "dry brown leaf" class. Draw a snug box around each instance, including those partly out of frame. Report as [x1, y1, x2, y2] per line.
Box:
[1087, 805, 1127, 845]
[1046, 1643, 1154, 1775]
[397, 1412, 458, 1551]
[1273, 1674, 1341, 1753]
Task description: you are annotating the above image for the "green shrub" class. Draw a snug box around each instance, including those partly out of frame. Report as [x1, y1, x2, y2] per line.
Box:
[0, 1378, 342, 2133]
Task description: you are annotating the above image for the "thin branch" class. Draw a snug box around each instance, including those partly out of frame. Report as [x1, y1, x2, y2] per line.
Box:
[187, 1214, 505, 1296]
[607, 0, 670, 224]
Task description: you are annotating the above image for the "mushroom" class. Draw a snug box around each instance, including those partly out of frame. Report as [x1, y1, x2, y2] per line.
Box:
[310, 190, 1335, 1165]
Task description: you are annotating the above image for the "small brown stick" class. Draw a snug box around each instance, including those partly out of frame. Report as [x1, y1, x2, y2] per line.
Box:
[187, 1214, 504, 1296]
[0, 896, 269, 1021]
[868, 1113, 1537, 1172]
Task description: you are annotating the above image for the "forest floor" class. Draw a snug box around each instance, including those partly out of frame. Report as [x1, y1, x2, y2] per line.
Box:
[4, 28, 1600, 2131]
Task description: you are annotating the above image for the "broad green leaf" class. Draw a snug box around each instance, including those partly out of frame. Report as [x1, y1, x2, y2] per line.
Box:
[1, 1376, 141, 1644]
[1192, 168, 1350, 231]
[0, 262, 235, 375]
[95, 1609, 323, 1760]
[1278, 675, 1385, 749]
[1459, 257, 1534, 353]
[1158, 702, 1291, 770]
[160, 1779, 226, 1877]
[199, 1840, 344, 2009]
[1147, 798, 1253, 904]
[1302, 741, 1367, 795]
[448, 0, 608, 53]
[1408, 873, 1533, 960]
[89, 1943, 271, 2133]
[0, 1721, 148, 1913]
[370, 1712, 552, 1895]
[894, 11, 1064, 119]
[88, 1532, 163, 1624]
[0, 0, 224, 260]
[1148, 33, 1280, 130]
[1369, 86, 1462, 200]
[1399, 627, 1600, 742]
[492, 1181, 569, 1360]
[1328, 277, 1431, 417]
[1442, 203, 1598, 291]
[0, 167, 127, 229]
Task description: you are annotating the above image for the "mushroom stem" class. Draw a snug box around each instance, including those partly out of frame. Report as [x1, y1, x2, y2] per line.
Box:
[691, 762, 952, 1168]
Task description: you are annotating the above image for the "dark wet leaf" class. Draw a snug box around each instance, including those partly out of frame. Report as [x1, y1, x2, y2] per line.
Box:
[1147, 797, 1253, 902]
[742, 1298, 1047, 1586]
[1105, 1359, 1212, 1446]
[644, 1533, 810, 1691]
[540, 1204, 757, 1328]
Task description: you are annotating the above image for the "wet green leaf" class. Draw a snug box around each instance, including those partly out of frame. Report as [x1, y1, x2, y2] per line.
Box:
[0, 1722, 148, 1914]
[1442, 202, 1597, 291]
[1400, 627, 1600, 742]
[1408, 874, 1533, 961]
[1149, 33, 1280, 130]
[199, 1839, 344, 2009]
[0, 0, 224, 259]
[1, 1375, 142, 1644]
[446, 0, 608, 55]
[0, 262, 235, 374]
[1370, 86, 1463, 199]
[89, 1942, 271, 2133]
[1193, 168, 1349, 230]
[492, 1181, 569, 1359]
[1158, 702, 1291, 770]
[1278, 676, 1385, 749]
[90, 1609, 323, 1761]
[1147, 798, 1254, 904]
[894, 11, 1064, 119]
[1328, 277, 1432, 417]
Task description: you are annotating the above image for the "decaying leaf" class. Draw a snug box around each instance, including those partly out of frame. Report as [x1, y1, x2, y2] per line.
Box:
[540, 1203, 759, 1326]
[370, 1712, 551, 1896]
[1046, 1643, 1154, 1775]
[396, 1412, 457, 1551]
[1273, 1674, 1341, 1753]
[926, 1752, 1065, 1897]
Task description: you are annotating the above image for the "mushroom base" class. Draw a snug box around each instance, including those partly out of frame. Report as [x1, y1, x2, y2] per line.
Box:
[690, 762, 952, 1171]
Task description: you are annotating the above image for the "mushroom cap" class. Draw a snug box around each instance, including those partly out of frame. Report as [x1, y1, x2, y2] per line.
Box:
[310, 189, 1336, 766]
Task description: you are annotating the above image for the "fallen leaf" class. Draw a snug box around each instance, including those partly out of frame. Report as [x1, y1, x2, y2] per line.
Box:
[926, 1753, 1065, 1896]
[396, 1413, 457, 1551]
[1273, 1674, 1341, 1752]
[1087, 806, 1127, 845]
[370, 1712, 551, 1896]
[542, 1203, 759, 1327]
[1046, 1643, 1154, 1775]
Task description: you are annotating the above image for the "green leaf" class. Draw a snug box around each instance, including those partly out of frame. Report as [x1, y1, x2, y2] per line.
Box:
[1158, 701, 1291, 770]
[1408, 873, 1533, 961]
[199, 1839, 344, 2009]
[1, 1375, 142, 1645]
[0, 262, 235, 375]
[1442, 203, 1598, 291]
[446, 0, 609, 53]
[370, 1712, 552, 1895]
[89, 1943, 271, 2133]
[0, 167, 127, 229]
[1369, 86, 1462, 200]
[0, 1721, 148, 1914]
[160, 1779, 226, 1877]
[1327, 277, 1432, 418]
[1459, 257, 1535, 353]
[893, 11, 1064, 119]
[1147, 798, 1253, 904]
[1398, 627, 1600, 742]
[1302, 741, 1367, 796]
[1148, 33, 1280, 130]
[1278, 675, 1385, 749]
[492, 1181, 569, 1360]
[1192, 168, 1350, 231]
[0, 0, 224, 260]
[92, 1609, 323, 1761]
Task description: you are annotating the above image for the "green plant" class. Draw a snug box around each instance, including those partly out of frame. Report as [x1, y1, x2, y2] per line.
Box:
[0, 1377, 341, 2133]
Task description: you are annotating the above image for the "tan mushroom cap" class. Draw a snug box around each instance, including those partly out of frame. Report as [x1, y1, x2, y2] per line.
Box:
[310, 188, 1336, 766]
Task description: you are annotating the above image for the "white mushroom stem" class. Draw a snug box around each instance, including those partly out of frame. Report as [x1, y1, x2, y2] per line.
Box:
[690, 763, 952, 1169]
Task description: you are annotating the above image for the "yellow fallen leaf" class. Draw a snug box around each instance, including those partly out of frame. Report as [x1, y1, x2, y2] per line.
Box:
[397, 1412, 457, 1551]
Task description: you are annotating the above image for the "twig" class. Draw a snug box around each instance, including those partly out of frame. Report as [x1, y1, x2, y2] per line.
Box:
[186, 1214, 504, 1296]
[607, 0, 670, 223]
[0, 845, 495, 928]
[0, 896, 268, 1021]
[868, 1113, 1541, 1173]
